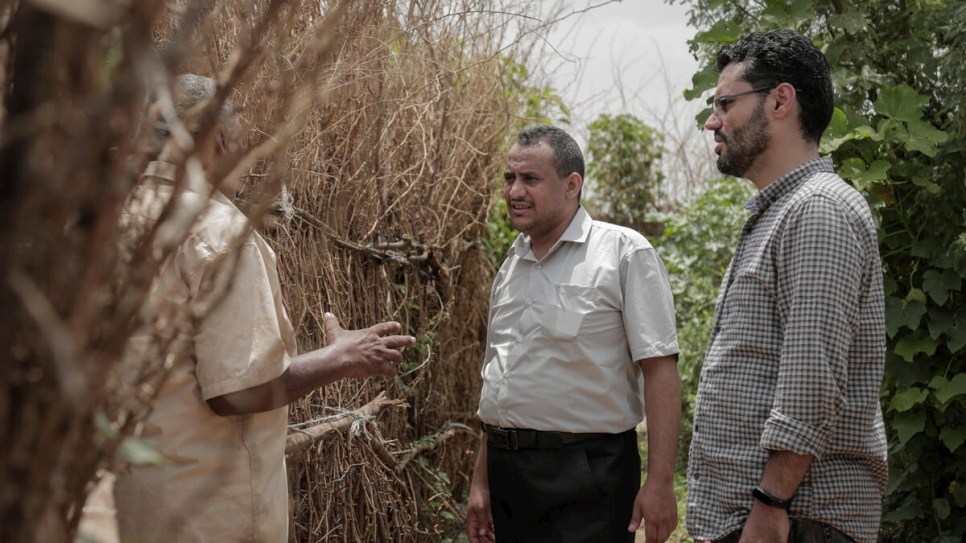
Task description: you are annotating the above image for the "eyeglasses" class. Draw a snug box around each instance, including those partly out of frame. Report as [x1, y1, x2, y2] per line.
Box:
[711, 85, 776, 118]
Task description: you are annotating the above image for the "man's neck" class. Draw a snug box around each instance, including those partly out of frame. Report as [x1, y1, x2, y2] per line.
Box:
[746, 142, 820, 191]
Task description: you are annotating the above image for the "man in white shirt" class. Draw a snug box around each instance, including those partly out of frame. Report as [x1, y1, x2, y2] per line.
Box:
[466, 125, 682, 543]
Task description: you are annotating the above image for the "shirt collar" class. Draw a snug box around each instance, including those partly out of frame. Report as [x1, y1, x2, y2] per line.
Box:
[747, 156, 834, 214]
[138, 160, 235, 207]
[509, 205, 592, 261]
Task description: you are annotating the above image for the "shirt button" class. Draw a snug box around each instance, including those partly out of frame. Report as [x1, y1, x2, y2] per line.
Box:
[694, 472, 701, 480]
[535, 264, 542, 269]
[526, 299, 533, 306]
[516, 337, 523, 343]
[694, 424, 699, 433]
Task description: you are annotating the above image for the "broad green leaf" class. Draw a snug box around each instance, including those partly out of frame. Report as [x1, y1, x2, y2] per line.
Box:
[953, 482, 966, 508]
[788, 0, 814, 28]
[906, 288, 927, 304]
[874, 84, 929, 123]
[693, 20, 744, 45]
[932, 373, 966, 405]
[948, 319, 966, 353]
[922, 269, 962, 306]
[882, 498, 922, 522]
[894, 333, 939, 362]
[933, 498, 951, 520]
[827, 10, 868, 33]
[900, 120, 949, 157]
[686, 63, 719, 101]
[839, 158, 891, 191]
[885, 296, 926, 337]
[892, 411, 926, 444]
[927, 307, 956, 340]
[888, 386, 928, 412]
[911, 176, 941, 195]
[939, 426, 966, 453]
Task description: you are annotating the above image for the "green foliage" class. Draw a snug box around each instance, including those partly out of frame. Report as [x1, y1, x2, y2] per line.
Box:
[651, 177, 755, 472]
[679, 0, 966, 540]
[584, 113, 666, 228]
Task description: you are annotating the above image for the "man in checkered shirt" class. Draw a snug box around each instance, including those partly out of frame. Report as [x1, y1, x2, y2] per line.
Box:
[686, 30, 888, 543]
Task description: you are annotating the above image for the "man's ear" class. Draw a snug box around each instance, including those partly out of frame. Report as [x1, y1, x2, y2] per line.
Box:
[566, 172, 582, 199]
[772, 82, 798, 119]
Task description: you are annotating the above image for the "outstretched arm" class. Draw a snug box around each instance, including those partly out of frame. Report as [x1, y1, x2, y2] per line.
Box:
[207, 313, 414, 416]
[628, 354, 681, 543]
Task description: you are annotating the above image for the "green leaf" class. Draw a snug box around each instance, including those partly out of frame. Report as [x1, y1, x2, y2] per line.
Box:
[894, 334, 940, 362]
[118, 437, 165, 466]
[932, 373, 966, 405]
[933, 498, 951, 520]
[693, 20, 744, 45]
[827, 10, 868, 33]
[927, 307, 955, 340]
[888, 386, 928, 412]
[884, 296, 926, 337]
[892, 411, 926, 444]
[923, 269, 962, 306]
[839, 158, 891, 191]
[900, 119, 949, 157]
[939, 426, 966, 453]
[953, 481, 966, 508]
[874, 84, 929, 122]
[685, 63, 720, 101]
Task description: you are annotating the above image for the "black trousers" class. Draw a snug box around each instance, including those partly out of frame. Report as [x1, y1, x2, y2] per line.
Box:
[486, 429, 639, 543]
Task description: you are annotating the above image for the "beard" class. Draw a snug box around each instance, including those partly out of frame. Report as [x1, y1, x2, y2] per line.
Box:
[716, 100, 769, 178]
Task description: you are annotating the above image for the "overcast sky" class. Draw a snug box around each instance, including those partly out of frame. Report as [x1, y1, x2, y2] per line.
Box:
[536, 0, 717, 196]
[543, 0, 701, 123]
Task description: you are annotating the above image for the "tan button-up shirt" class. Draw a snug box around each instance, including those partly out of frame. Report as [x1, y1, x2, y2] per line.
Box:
[478, 207, 679, 434]
[114, 161, 296, 543]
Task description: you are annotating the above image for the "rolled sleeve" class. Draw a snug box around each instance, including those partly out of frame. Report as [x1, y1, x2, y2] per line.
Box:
[763, 196, 860, 458]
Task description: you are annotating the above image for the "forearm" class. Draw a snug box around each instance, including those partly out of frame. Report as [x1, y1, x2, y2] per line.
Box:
[639, 354, 681, 483]
[758, 449, 812, 500]
[205, 349, 353, 415]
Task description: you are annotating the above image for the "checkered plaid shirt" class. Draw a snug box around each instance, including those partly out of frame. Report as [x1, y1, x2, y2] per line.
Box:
[686, 158, 888, 543]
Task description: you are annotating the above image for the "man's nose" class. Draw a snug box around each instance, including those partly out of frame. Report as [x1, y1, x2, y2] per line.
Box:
[704, 111, 722, 131]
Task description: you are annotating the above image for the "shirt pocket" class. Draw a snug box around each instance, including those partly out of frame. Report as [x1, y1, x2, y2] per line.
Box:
[540, 284, 599, 341]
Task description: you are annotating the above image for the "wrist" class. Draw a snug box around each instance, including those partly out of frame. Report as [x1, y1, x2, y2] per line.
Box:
[752, 485, 792, 510]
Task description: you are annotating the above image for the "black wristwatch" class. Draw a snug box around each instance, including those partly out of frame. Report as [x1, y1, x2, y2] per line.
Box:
[752, 486, 792, 510]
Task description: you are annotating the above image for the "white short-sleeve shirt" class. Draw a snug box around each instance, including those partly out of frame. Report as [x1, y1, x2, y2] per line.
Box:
[478, 207, 679, 434]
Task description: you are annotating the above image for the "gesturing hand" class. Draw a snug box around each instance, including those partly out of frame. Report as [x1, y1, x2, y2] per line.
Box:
[323, 312, 415, 379]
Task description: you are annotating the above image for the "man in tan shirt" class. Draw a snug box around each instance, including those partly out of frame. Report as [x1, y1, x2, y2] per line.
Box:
[112, 74, 414, 543]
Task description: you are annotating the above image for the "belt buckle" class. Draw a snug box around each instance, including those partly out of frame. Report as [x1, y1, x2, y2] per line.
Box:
[489, 427, 519, 450]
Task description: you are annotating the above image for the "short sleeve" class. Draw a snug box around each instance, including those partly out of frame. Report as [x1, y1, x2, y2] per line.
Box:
[623, 247, 680, 362]
[191, 242, 291, 400]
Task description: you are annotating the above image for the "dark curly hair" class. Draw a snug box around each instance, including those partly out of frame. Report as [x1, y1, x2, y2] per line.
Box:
[717, 29, 834, 143]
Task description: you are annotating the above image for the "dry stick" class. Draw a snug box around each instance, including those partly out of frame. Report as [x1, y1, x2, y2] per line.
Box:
[393, 423, 474, 474]
[284, 392, 406, 457]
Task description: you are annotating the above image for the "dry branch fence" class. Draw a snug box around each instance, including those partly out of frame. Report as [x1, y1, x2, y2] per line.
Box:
[0, 0, 554, 541]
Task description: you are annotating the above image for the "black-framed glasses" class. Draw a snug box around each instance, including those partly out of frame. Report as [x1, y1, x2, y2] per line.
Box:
[711, 85, 776, 118]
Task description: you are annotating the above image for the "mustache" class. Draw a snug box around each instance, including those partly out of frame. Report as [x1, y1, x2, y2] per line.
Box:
[715, 130, 727, 142]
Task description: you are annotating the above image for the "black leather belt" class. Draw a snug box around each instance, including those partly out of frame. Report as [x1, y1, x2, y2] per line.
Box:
[482, 423, 611, 450]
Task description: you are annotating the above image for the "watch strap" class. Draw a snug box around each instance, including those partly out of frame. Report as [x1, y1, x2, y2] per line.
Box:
[752, 485, 792, 510]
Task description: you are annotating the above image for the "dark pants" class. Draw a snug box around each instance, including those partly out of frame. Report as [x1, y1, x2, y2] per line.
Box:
[486, 429, 639, 543]
[713, 518, 856, 543]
